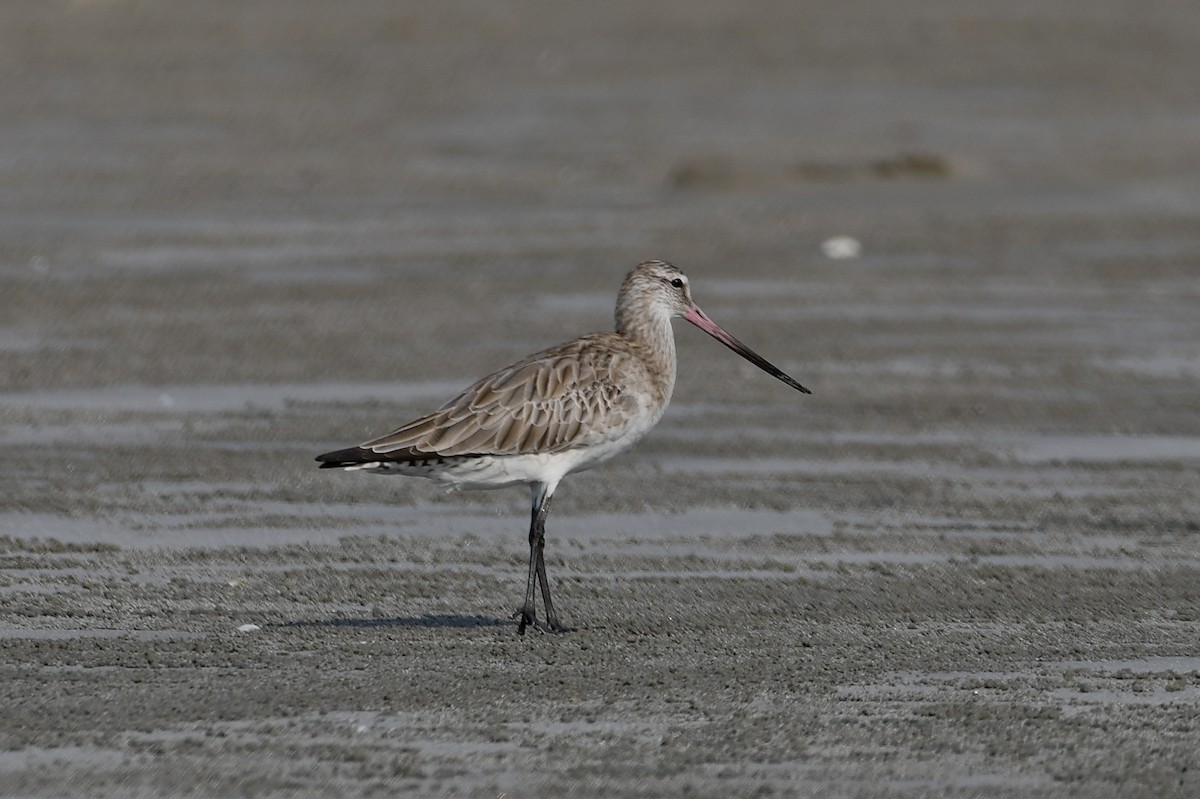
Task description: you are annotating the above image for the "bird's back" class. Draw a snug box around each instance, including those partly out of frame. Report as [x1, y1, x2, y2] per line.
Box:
[317, 332, 672, 469]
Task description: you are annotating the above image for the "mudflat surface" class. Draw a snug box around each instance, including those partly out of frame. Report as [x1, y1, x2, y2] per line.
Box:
[2, 2, 1200, 796]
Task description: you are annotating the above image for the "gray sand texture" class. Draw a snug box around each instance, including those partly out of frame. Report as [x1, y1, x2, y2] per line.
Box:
[2, 2, 1200, 797]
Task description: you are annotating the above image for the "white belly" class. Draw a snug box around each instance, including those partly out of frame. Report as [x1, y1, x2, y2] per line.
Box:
[349, 384, 668, 491]
[353, 433, 639, 492]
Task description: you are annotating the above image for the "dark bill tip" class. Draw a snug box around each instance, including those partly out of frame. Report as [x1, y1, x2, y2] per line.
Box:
[684, 306, 811, 396]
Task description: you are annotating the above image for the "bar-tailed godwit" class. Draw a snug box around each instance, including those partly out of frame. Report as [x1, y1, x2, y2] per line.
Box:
[317, 260, 809, 634]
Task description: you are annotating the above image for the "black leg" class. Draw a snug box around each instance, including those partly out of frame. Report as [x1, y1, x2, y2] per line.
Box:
[515, 484, 569, 635]
[534, 532, 556, 627]
[516, 500, 542, 635]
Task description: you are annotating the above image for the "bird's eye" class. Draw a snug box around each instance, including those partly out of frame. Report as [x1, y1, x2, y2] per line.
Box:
[670, 278, 684, 288]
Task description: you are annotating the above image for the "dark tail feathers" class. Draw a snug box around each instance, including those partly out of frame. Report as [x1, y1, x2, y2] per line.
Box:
[315, 447, 376, 469]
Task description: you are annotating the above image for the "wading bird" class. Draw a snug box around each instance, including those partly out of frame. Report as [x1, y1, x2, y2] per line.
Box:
[317, 260, 809, 634]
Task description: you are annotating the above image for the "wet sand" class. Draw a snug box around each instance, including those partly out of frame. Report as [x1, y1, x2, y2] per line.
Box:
[2, 1, 1200, 796]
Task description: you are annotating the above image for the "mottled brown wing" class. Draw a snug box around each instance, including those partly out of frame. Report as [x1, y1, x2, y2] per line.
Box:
[359, 335, 640, 460]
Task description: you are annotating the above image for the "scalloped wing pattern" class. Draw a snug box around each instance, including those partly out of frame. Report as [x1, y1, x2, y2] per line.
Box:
[361, 334, 645, 461]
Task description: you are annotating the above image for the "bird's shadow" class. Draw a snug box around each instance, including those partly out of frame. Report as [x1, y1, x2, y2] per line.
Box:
[275, 613, 511, 630]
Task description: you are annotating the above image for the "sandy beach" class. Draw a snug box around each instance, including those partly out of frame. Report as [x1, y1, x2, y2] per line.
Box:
[2, 2, 1199, 796]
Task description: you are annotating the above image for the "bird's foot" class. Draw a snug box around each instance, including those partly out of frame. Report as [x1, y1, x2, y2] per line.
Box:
[513, 608, 572, 635]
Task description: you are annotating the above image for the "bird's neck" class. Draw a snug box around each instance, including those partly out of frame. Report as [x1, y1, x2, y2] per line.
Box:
[616, 307, 678, 382]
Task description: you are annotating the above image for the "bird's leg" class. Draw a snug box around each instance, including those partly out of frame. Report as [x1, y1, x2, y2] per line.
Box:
[516, 485, 569, 634]
[516, 505, 541, 635]
[533, 504, 571, 633]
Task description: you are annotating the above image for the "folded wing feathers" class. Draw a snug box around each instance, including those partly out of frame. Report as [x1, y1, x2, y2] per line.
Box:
[359, 339, 633, 462]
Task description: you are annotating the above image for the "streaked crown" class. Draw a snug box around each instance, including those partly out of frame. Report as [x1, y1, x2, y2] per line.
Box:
[615, 260, 693, 335]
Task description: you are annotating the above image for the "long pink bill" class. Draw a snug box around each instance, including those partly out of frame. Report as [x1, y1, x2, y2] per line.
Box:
[684, 306, 811, 395]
